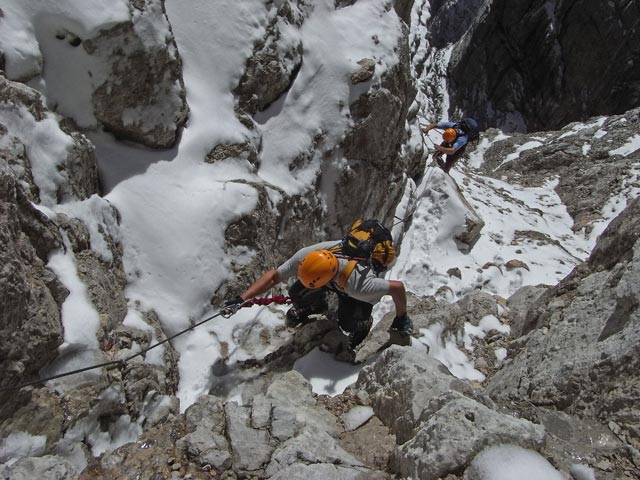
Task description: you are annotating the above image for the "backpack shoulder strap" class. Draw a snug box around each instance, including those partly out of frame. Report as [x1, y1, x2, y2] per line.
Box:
[328, 242, 343, 254]
[337, 259, 358, 289]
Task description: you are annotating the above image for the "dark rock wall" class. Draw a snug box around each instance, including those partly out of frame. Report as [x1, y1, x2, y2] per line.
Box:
[448, 0, 640, 132]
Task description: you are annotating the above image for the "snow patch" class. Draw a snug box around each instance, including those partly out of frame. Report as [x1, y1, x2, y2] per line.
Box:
[342, 406, 374, 432]
[609, 134, 640, 157]
[469, 444, 563, 480]
[0, 432, 46, 464]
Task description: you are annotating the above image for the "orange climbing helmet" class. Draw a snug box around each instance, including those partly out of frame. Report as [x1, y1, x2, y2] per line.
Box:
[443, 128, 457, 142]
[298, 250, 339, 289]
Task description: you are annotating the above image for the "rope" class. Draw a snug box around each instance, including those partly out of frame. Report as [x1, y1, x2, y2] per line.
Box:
[0, 295, 291, 393]
[246, 295, 291, 307]
[392, 118, 439, 230]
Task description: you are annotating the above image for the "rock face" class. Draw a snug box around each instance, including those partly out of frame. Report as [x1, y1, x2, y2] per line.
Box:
[0, 76, 99, 205]
[0, 76, 99, 415]
[0, 160, 65, 417]
[84, 0, 189, 148]
[426, 0, 486, 49]
[488, 198, 640, 445]
[0, 73, 181, 472]
[448, 0, 640, 132]
[0, 0, 188, 148]
[222, 1, 423, 293]
[481, 109, 640, 232]
[234, 1, 305, 115]
[338, 25, 419, 231]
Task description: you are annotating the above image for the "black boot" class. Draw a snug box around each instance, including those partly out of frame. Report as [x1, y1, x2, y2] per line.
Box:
[348, 316, 373, 350]
[285, 305, 326, 327]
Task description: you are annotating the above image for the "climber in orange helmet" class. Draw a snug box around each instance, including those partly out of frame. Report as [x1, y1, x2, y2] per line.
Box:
[423, 118, 479, 173]
[223, 224, 411, 355]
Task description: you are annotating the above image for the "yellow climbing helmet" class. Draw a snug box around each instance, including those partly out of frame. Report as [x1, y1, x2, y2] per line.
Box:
[443, 128, 457, 142]
[298, 250, 339, 289]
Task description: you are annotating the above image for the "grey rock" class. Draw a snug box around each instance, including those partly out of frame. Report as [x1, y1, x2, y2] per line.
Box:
[393, 0, 416, 25]
[0, 455, 77, 480]
[177, 427, 231, 470]
[0, 388, 65, 450]
[265, 429, 366, 478]
[94, 415, 193, 479]
[337, 23, 419, 232]
[407, 290, 500, 340]
[356, 346, 476, 443]
[338, 415, 396, 472]
[456, 290, 498, 326]
[54, 211, 127, 335]
[480, 110, 640, 232]
[265, 371, 340, 437]
[354, 313, 410, 364]
[218, 182, 325, 303]
[487, 198, 640, 454]
[225, 401, 273, 475]
[507, 284, 550, 338]
[392, 393, 546, 480]
[269, 462, 388, 480]
[184, 395, 227, 435]
[0, 76, 98, 204]
[235, 1, 304, 115]
[351, 58, 376, 84]
[0, 160, 65, 416]
[86, 0, 188, 148]
[250, 394, 272, 430]
[427, 0, 486, 49]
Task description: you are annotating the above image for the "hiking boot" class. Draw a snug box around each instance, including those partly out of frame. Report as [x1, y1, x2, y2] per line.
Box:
[335, 347, 358, 364]
[285, 306, 323, 327]
[391, 314, 413, 334]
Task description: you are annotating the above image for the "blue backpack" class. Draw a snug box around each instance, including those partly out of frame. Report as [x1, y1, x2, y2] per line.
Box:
[457, 118, 480, 143]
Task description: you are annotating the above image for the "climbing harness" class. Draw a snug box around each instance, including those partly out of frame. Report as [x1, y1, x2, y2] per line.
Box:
[0, 295, 291, 393]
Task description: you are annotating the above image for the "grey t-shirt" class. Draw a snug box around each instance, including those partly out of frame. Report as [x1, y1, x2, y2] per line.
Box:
[277, 241, 391, 305]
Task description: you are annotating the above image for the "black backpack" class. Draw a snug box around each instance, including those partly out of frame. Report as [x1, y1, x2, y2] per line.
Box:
[331, 219, 396, 274]
[457, 118, 480, 143]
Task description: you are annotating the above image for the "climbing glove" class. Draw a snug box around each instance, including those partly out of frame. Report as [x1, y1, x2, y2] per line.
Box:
[391, 313, 413, 333]
[222, 295, 245, 317]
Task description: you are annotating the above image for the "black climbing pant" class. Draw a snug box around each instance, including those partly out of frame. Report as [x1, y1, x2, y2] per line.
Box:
[287, 279, 373, 347]
[435, 143, 466, 173]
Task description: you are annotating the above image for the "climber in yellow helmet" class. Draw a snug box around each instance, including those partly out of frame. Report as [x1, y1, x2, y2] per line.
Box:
[223, 224, 410, 356]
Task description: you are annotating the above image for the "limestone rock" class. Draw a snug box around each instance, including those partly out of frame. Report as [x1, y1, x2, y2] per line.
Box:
[337, 23, 419, 231]
[0, 160, 65, 415]
[86, 0, 188, 148]
[0, 455, 78, 480]
[351, 58, 376, 84]
[480, 110, 640, 231]
[177, 395, 231, 470]
[507, 284, 550, 338]
[0, 76, 98, 205]
[356, 346, 479, 443]
[487, 198, 640, 453]
[235, 1, 304, 115]
[392, 393, 545, 480]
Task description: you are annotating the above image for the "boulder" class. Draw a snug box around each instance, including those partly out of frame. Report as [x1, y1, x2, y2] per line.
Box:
[392, 393, 545, 480]
[85, 0, 188, 148]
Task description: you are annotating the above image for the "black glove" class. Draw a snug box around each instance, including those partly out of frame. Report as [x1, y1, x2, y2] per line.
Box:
[391, 313, 413, 333]
[222, 295, 245, 316]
